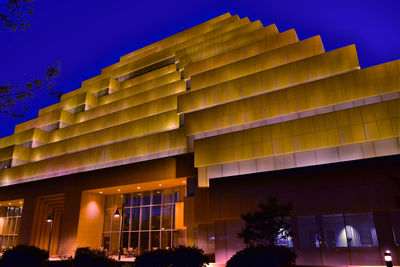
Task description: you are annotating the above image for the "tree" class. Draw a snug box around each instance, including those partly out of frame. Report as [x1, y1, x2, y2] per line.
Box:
[0, 0, 34, 31]
[0, 62, 61, 118]
[238, 197, 293, 247]
[0, 0, 61, 118]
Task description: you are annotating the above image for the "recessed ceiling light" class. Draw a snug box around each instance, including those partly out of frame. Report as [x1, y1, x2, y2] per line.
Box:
[137, 186, 141, 189]
[8, 202, 11, 205]
[19, 201, 22, 204]
[182, 181, 186, 184]
[117, 189, 121, 192]
[158, 184, 162, 187]
[120, 195, 123, 197]
[99, 191, 103, 194]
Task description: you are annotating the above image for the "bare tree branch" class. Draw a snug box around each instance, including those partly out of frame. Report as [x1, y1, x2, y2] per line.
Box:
[0, 0, 34, 31]
[0, 62, 61, 118]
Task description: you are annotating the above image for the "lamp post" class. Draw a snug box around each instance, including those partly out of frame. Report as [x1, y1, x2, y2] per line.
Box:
[114, 203, 125, 261]
[46, 213, 54, 253]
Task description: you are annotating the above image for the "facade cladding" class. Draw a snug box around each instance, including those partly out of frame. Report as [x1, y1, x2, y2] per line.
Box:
[0, 12, 399, 265]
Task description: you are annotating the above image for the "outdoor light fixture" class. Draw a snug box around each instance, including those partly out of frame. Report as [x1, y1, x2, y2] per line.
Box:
[114, 208, 120, 218]
[46, 213, 54, 252]
[114, 204, 125, 261]
[384, 250, 393, 267]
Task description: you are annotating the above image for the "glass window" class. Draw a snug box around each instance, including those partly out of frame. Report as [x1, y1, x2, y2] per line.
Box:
[130, 232, 139, 253]
[102, 186, 185, 256]
[132, 192, 141, 207]
[162, 205, 172, 230]
[142, 191, 151, 206]
[152, 190, 162, 205]
[124, 193, 132, 207]
[344, 213, 378, 247]
[163, 188, 173, 204]
[103, 210, 112, 232]
[151, 206, 161, 230]
[0, 204, 22, 250]
[141, 207, 150, 230]
[321, 214, 347, 248]
[151, 232, 160, 250]
[123, 208, 130, 231]
[391, 211, 400, 246]
[140, 232, 149, 254]
[161, 231, 172, 249]
[297, 215, 320, 248]
[131, 208, 140, 231]
[102, 233, 111, 251]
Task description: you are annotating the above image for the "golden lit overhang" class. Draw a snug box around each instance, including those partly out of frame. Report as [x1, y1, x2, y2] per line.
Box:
[182, 28, 298, 79]
[177, 44, 360, 115]
[119, 13, 233, 62]
[0, 199, 24, 207]
[177, 21, 274, 69]
[174, 18, 260, 60]
[86, 178, 187, 195]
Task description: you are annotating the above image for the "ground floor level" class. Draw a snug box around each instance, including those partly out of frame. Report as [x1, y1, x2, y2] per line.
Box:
[0, 154, 399, 266]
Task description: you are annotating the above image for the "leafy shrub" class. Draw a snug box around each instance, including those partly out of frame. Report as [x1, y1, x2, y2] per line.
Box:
[135, 245, 208, 267]
[1, 245, 49, 267]
[134, 249, 171, 267]
[74, 247, 117, 267]
[170, 246, 208, 267]
[226, 245, 296, 267]
[47, 259, 73, 267]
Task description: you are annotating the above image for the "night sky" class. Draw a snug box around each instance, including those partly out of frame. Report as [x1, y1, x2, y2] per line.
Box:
[1, 0, 399, 138]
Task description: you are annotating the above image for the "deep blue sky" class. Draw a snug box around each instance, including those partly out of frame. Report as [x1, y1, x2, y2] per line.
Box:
[1, 0, 399, 138]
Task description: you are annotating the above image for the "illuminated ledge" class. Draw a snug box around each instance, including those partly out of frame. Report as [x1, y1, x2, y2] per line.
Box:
[188, 92, 400, 139]
[0, 147, 186, 187]
[0, 129, 187, 187]
[85, 177, 187, 195]
[198, 137, 400, 187]
[180, 27, 294, 78]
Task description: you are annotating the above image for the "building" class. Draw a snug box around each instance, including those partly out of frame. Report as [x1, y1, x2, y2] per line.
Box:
[0, 12, 399, 266]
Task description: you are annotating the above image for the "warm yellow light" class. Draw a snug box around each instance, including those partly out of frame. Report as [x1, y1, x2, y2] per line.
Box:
[158, 184, 162, 186]
[8, 203, 11, 205]
[117, 189, 121, 192]
[99, 191, 103, 194]
[137, 186, 141, 189]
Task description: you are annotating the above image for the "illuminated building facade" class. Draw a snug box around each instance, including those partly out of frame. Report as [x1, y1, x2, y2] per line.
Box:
[0, 13, 399, 266]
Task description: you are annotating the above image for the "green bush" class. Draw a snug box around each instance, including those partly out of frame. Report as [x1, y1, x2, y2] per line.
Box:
[74, 247, 117, 267]
[134, 249, 171, 267]
[1, 245, 49, 267]
[170, 246, 208, 267]
[135, 246, 208, 267]
[226, 245, 296, 267]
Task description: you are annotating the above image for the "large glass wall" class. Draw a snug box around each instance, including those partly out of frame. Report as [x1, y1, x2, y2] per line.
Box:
[296, 212, 379, 249]
[102, 186, 185, 256]
[0, 205, 23, 251]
